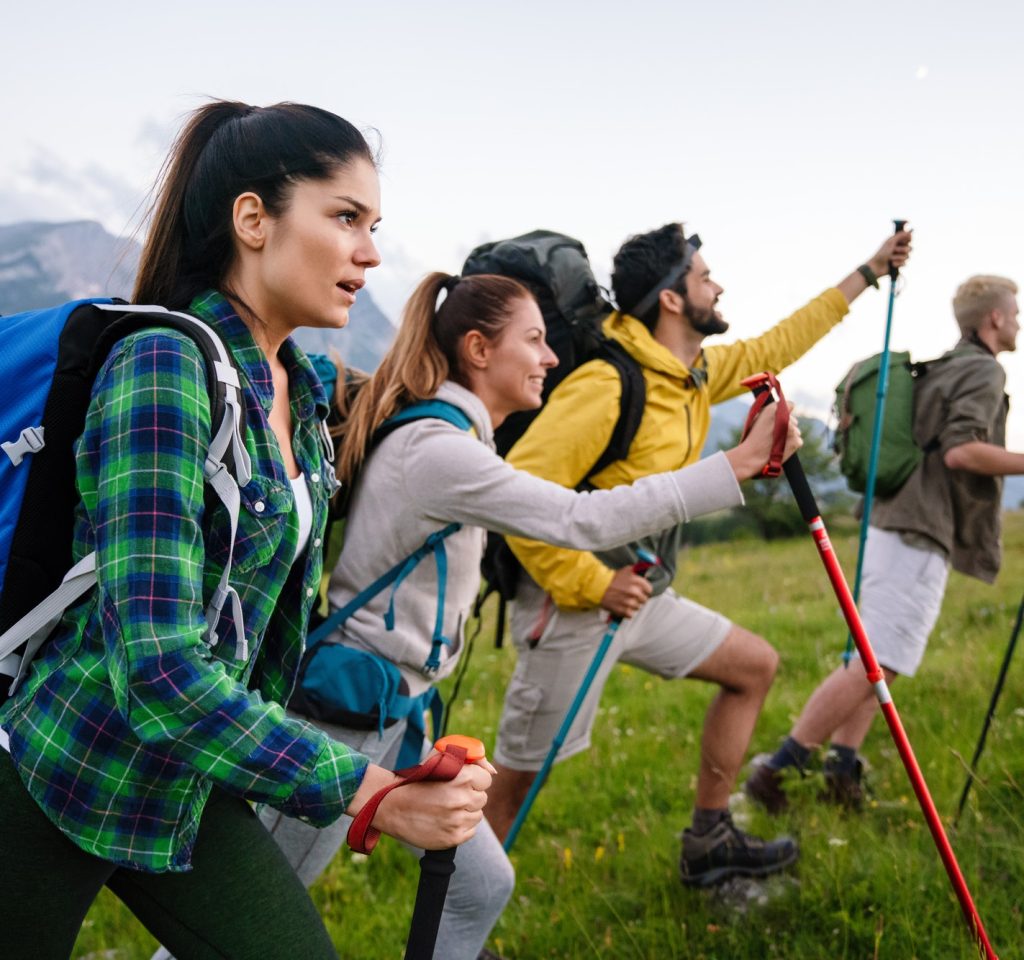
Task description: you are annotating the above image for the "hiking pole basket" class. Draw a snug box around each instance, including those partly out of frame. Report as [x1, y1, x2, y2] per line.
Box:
[742, 371, 998, 960]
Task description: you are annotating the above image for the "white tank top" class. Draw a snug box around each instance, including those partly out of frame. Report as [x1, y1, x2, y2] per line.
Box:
[290, 473, 313, 564]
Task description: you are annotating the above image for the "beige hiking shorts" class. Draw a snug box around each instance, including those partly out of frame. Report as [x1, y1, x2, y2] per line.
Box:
[494, 580, 731, 771]
[855, 527, 950, 677]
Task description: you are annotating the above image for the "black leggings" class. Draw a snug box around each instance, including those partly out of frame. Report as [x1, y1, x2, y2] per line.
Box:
[0, 751, 339, 960]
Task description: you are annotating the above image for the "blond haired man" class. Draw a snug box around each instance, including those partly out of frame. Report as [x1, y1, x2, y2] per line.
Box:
[747, 275, 1023, 812]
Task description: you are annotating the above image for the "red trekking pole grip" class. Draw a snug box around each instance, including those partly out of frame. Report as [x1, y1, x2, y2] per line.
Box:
[347, 734, 486, 855]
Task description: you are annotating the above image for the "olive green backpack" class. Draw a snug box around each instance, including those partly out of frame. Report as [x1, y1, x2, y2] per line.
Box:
[833, 350, 937, 497]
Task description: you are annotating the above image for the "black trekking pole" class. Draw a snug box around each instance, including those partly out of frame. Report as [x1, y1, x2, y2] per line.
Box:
[742, 371, 998, 960]
[955, 592, 1024, 827]
[345, 734, 487, 960]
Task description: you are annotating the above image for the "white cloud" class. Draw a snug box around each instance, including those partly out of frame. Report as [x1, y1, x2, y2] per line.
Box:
[0, 146, 146, 236]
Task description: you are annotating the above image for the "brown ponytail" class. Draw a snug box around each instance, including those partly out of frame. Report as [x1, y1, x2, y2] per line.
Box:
[336, 271, 531, 483]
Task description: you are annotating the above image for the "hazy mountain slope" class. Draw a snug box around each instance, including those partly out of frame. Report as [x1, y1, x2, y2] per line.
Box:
[0, 219, 395, 370]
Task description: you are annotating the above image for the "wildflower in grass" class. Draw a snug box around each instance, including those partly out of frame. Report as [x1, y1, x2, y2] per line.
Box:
[595, 845, 606, 863]
[562, 847, 573, 870]
[617, 832, 625, 853]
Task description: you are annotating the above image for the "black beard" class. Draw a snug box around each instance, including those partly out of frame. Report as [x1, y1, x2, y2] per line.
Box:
[685, 298, 729, 336]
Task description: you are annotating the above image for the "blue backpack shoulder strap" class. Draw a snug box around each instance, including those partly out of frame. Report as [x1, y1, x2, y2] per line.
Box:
[307, 353, 338, 403]
[375, 399, 473, 441]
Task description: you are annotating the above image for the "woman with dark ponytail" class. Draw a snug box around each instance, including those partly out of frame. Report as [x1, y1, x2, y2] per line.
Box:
[264, 270, 803, 959]
[0, 101, 493, 960]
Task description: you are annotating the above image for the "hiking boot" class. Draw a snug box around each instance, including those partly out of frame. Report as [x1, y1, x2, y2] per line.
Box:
[743, 760, 789, 814]
[679, 813, 798, 888]
[820, 753, 866, 811]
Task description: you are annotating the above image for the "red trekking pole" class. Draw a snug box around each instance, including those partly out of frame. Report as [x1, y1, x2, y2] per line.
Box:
[741, 372, 998, 960]
[347, 734, 488, 960]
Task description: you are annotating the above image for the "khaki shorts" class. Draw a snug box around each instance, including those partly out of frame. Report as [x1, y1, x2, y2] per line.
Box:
[494, 580, 731, 771]
[854, 527, 950, 677]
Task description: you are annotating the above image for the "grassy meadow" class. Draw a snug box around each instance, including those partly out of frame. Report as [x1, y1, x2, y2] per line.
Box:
[73, 514, 1024, 958]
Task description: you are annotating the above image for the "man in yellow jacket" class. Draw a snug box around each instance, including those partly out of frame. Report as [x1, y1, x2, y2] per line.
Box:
[485, 221, 912, 886]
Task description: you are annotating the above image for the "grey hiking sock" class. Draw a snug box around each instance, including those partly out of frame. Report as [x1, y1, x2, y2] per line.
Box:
[768, 736, 811, 772]
[690, 806, 729, 837]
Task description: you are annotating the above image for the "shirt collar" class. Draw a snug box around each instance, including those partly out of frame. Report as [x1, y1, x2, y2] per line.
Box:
[958, 333, 996, 357]
[188, 291, 329, 420]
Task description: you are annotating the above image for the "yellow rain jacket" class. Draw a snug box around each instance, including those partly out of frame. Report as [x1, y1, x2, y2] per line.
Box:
[506, 288, 849, 608]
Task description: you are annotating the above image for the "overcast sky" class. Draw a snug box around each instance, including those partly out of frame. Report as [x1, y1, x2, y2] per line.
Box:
[4, 0, 1023, 446]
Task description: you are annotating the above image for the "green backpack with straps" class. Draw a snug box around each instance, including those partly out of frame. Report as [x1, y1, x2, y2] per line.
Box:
[833, 348, 963, 497]
[833, 351, 921, 497]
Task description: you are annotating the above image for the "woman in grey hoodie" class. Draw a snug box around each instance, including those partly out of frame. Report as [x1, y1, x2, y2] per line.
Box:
[261, 271, 799, 960]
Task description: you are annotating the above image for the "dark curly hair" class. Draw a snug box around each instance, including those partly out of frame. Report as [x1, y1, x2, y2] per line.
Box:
[611, 222, 690, 332]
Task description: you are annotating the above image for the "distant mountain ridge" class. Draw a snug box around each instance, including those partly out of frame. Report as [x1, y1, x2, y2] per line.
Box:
[0, 220, 138, 309]
[0, 220, 395, 369]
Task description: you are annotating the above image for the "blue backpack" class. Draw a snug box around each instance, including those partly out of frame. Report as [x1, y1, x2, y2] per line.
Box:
[289, 398, 472, 768]
[0, 299, 251, 701]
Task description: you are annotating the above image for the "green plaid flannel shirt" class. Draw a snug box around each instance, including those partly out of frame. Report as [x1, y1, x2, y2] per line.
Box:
[0, 291, 368, 872]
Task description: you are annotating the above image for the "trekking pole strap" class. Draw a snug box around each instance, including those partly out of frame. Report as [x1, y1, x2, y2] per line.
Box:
[739, 372, 790, 479]
[347, 742, 470, 855]
[742, 374, 818, 520]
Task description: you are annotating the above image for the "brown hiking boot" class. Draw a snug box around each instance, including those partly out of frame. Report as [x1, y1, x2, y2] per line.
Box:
[819, 753, 866, 811]
[679, 813, 799, 887]
[744, 760, 790, 814]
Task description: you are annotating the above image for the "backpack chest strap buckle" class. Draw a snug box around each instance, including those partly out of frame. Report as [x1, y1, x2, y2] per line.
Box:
[2, 426, 45, 466]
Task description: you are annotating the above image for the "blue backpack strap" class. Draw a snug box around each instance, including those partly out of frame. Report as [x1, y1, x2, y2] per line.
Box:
[395, 687, 445, 769]
[307, 353, 338, 403]
[423, 531, 454, 674]
[307, 520, 463, 652]
[375, 399, 473, 440]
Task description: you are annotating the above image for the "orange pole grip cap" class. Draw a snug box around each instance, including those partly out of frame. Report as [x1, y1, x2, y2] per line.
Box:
[434, 734, 486, 763]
